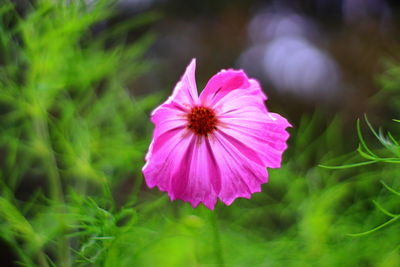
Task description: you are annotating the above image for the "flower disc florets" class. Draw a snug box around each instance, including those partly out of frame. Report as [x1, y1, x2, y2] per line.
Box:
[187, 106, 217, 136]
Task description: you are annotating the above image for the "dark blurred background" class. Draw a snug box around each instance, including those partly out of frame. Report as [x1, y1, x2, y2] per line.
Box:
[111, 0, 400, 125]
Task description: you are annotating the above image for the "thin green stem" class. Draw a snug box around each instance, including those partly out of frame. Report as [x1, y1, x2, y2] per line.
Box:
[37, 251, 50, 267]
[210, 211, 225, 267]
[348, 216, 400, 237]
[33, 116, 63, 203]
[33, 114, 71, 267]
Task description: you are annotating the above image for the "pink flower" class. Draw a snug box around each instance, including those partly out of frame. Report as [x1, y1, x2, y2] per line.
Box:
[142, 59, 291, 210]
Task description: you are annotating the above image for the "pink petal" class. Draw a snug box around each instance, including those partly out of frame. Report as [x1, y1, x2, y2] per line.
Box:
[210, 131, 269, 205]
[152, 58, 198, 117]
[211, 77, 291, 168]
[218, 110, 291, 168]
[170, 58, 198, 107]
[143, 132, 219, 209]
[170, 136, 220, 209]
[212, 79, 268, 114]
[199, 69, 254, 107]
[143, 128, 192, 190]
[146, 59, 199, 153]
[150, 107, 187, 141]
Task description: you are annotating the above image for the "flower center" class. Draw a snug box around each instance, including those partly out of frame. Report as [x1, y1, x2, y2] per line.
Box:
[187, 106, 217, 136]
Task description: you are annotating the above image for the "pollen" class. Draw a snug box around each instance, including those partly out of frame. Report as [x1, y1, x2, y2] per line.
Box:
[187, 106, 218, 136]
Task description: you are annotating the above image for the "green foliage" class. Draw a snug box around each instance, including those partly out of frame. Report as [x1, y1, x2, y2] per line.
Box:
[0, 0, 158, 266]
[0, 0, 400, 267]
[321, 115, 400, 238]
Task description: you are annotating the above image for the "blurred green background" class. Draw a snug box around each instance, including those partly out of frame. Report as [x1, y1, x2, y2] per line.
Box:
[1, 0, 400, 266]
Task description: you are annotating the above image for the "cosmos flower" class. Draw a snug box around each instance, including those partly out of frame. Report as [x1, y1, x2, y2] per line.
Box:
[142, 59, 291, 210]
